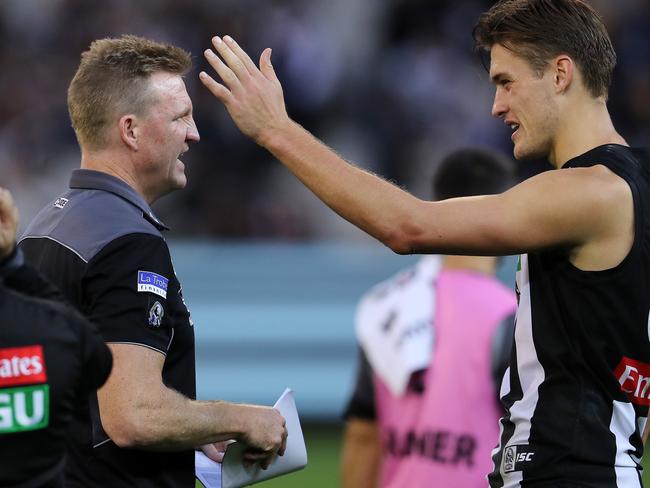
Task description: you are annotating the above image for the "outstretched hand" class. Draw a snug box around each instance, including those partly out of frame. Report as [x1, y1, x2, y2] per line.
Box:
[0, 188, 18, 260]
[199, 36, 292, 146]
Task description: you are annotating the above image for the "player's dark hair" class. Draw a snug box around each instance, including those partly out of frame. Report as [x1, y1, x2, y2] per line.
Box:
[432, 149, 514, 200]
[68, 35, 192, 149]
[473, 0, 616, 99]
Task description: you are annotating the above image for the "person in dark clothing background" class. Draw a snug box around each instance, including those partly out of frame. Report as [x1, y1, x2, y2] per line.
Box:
[0, 187, 113, 487]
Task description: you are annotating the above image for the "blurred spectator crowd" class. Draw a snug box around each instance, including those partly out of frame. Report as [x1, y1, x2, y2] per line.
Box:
[1, 0, 649, 240]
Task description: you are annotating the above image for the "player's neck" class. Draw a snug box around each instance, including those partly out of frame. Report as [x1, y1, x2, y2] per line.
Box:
[549, 98, 628, 169]
[442, 255, 497, 276]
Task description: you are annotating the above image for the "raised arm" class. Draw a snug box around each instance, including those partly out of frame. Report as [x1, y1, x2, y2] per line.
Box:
[199, 37, 633, 265]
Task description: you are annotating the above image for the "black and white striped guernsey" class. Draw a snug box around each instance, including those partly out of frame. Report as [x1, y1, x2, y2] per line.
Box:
[489, 145, 650, 487]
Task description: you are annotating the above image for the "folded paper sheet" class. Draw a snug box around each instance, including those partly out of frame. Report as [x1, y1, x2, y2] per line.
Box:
[195, 388, 308, 488]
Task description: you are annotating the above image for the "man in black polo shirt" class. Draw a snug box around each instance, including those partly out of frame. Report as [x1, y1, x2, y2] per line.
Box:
[19, 36, 286, 487]
[1, 187, 112, 487]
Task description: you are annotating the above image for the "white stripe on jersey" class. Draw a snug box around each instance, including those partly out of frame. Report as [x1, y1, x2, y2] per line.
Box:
[609, 400, 642, 487]
[635, 417, 647, 464]
[499, 254, 546, 487]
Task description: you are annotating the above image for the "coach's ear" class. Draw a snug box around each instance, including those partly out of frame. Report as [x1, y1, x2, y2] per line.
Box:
[118, 114, 140, 151]
[552, 55, 574, 95]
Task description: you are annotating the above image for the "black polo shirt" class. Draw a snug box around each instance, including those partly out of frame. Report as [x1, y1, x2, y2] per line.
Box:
[19, 169, 196, 487]
[0, 248, 112, 488]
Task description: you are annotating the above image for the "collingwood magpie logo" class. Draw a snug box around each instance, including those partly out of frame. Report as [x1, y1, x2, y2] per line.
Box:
[503, 446, 516, 473]
[503, 445, 534, 473]
[148, 301, 164, 328]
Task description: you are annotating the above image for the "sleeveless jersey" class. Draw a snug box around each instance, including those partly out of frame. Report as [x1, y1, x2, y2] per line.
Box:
[490, 145, 650, 487]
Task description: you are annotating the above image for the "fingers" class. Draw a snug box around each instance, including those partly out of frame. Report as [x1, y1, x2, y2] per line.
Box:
[242, 448, 276, 470]
[221, 36, 259, 77]
[211, 36, 252, 83]
[198, 70, 232, 104]
[0, 187, 17, 220]
[261, 452, 278, 470]
[259, 48, 278, 83]
[0, 187, 19, 256]
[202, 47, 240, 95]
[204, 36, 276, 88]
[275, 412, 288, 457]
[239, 408, 287, 470]
[199, 443, 225, 463]
[279, 424, 288, 457]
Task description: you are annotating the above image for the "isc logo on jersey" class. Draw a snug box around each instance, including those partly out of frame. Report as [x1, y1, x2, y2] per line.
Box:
[0, 345, 49, 434]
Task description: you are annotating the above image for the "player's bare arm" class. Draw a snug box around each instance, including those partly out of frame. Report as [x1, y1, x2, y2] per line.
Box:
[98, 344, 287, 468]
[200, 37, 633, 266]
[341, 418, 381, 488]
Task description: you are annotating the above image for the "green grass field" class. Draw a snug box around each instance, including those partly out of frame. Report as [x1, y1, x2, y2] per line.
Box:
[256, 425, 342, 488]
[199, 423, 650, 487]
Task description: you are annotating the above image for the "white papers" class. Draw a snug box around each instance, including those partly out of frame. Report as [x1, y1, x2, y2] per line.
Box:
[195, 388, 308, 488]
[196, 452, 222, 487]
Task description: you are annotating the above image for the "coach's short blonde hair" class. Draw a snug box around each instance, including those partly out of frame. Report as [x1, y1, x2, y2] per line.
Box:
[67, 35, 192, 149]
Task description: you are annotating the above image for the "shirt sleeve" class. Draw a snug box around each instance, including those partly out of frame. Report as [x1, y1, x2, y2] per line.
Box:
[343, 347, 377, 421]
[83, 233, 177, 355]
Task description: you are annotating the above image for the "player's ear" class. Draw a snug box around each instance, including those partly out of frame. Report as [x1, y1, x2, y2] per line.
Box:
[118, 114, 140, 151]
[553, 55, 574, 94]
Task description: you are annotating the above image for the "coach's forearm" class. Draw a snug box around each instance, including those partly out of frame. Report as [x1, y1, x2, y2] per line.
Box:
[102, 385, 247, 450]
[261, 121, 428, 254]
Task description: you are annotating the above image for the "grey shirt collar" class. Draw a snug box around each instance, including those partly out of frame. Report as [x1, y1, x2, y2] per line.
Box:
[69, 169, 170, 231]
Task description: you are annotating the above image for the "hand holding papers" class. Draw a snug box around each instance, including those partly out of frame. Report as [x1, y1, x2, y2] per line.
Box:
[195, 389, 308, 488]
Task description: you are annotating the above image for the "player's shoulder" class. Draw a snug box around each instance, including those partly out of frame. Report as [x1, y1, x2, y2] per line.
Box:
[563, 163, 629, 199]
[516, 163, 629, 209]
